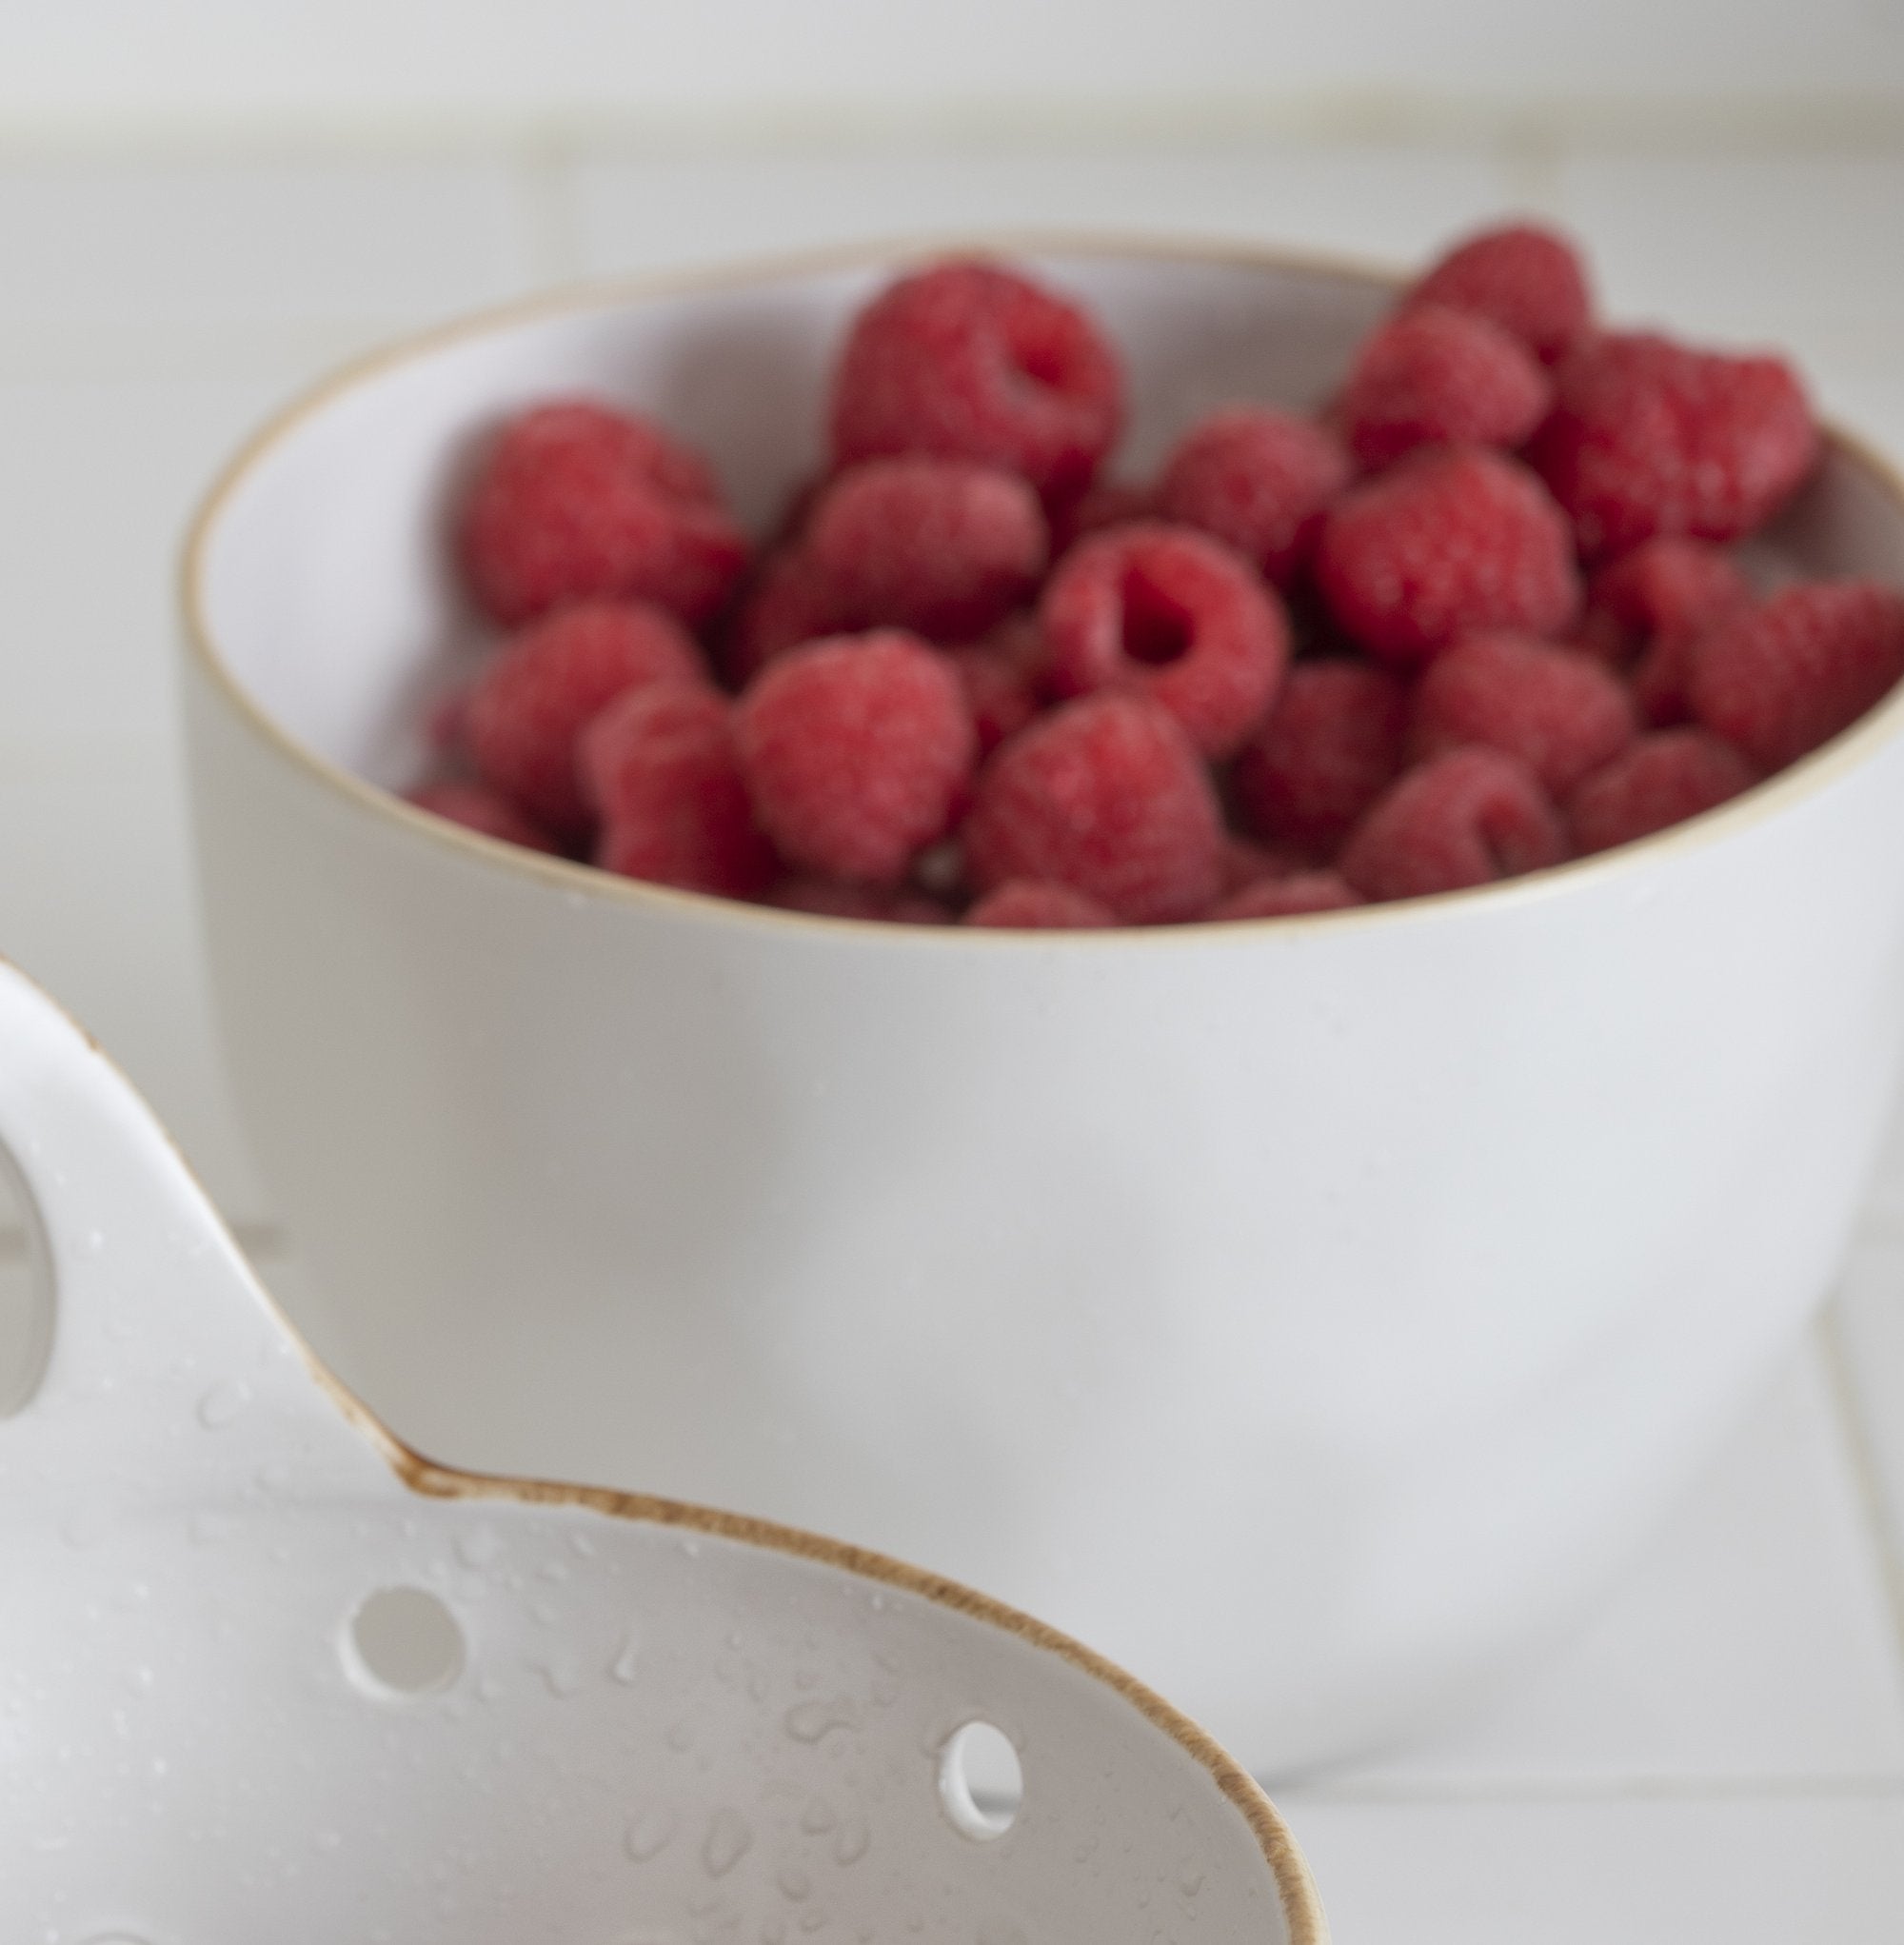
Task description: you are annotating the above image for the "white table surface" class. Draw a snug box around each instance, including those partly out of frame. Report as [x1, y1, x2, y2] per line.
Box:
[2, 125, 1903, 1939]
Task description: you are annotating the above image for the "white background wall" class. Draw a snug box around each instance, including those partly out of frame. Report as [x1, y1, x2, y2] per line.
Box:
[0, 0, 1900, 135]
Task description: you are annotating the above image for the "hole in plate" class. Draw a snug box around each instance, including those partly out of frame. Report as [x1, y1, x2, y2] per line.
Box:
[938, 1719, 1023, 1841]
[344, 1587, 466, 1698]
[0, 1141, 54, 1419]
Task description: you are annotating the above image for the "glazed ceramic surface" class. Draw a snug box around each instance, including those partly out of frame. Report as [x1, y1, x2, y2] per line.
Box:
[182, 243, 1904, 1775]
[0, 960, 1321, 1941]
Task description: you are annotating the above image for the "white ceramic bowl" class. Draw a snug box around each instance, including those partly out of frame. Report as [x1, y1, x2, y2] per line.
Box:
[183, 239, 1904, 1776]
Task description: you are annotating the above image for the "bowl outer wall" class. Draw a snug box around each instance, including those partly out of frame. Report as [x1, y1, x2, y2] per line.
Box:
[182, 244, 1904, 1773]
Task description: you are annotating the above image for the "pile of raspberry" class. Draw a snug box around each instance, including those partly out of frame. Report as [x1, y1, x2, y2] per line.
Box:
[409, 227, 1904, 928]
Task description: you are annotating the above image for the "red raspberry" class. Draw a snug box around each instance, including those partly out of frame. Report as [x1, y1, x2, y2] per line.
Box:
[804, 457, 1047, 643]
[766, 876, 952, 923]
[965, 881, 1116, 928]
[406, 780, 559, 854]
[1339, 747, 1565, 902]
[1316, 446, 1580, 666]
[736, 631, 976, 885]
[1404, 222, 1593, 367]
[424, 686, 470, 757]
[1231, 660, 1409, 857]
[580, 683, 778, 899]
[1576, 538, 1755, 726]
[1337, 305, 1552, 471]
[465, 600, 706, 838]
[951, 614, 1047, 757]
[1687, 581, 1904, 772]
[962, 695, 1223, 923]
[1568, 729, 1755, 855]
[1040, 523, 1290, 759]
[459, 400, 747, 627]
[829, 260, 1123, 501]
[1050, 479, 1156, 556]
[724, 550, 851, 686]
[1410, 631, 1636, 798]
[1208, 871, 1362, 921]
[1530, 332, 1818, 561]
[1154, 408, 1351, 587]
[1581, 537, 1755, 666]
[1218, 832, 1303, 894]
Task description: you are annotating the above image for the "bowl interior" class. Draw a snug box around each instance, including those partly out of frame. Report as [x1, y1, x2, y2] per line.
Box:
[195, 248, 1400, 794]
[193, 239, 1904, 858]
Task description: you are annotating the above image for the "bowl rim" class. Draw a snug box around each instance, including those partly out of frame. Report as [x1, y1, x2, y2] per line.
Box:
[180, 228, 1904, 948]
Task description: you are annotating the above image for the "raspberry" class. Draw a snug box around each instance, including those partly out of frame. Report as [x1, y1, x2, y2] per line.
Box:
[965, 881, 1116, 928]
[424, 686, 470, 756]
[1337, 305, 1552, 471]
[406, 780, 559, 854]
[580, 683, 778, 899]
[829, 260, 1123, 501]
[1410, 632, 1636, 798]
[1154, 407, 1350, 587]
[1231, 660, 1409, 857]
[724, 550, 851, 686]
[1581, 537, 1755, 665]
[1218, 832, 1303, 894]
[1339, 747, 1565, 902]
[1316, 446, 1580, 666]
[736, 631, 976, 885]
[1050, 479, 1156, 555]
[950, 614, 1046, 756]
[1405, 222, 1593, 367]
[465, 600, 707, 837]
[804, 457, 1047, 643]
[1208, 871, 1362, 921]
[767, 876, 952, 923]
[1575, 538, 1755, 725]
[1568, 729, 1755, 855]
[1687, 581, 1904, 772]
[962, 695, 1223, 923]
[459, 400, 748, 627]
[1040, 523, 1290, 758]
[1530, 332, 1818, 560]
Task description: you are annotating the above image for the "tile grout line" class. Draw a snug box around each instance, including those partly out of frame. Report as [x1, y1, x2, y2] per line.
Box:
[1820, 1300, 1904, 1679]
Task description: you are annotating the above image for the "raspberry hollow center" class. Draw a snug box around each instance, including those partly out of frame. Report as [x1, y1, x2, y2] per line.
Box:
[1119, 570, 1196, 666]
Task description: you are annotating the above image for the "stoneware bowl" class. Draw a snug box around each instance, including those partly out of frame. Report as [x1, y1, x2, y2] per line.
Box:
[0, 959, 1324, 1939]
[182, 239, 1904, 1776]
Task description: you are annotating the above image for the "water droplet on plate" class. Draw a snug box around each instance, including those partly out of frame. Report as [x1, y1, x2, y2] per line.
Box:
[455, 1527, 504, 1570]
[195, 1378, 249, 1430]
[703, 1806, 752, 1878]
[610, 1630, 642, 1685]
[833, 1816, 869, 1868]
[784, 1695, 858, 1743]
[625, 1803, 677, 1861]
[529, 1652, 583, 1698]
[800, 1796, 837, 1835]
[778, 1865, 811, 1900]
